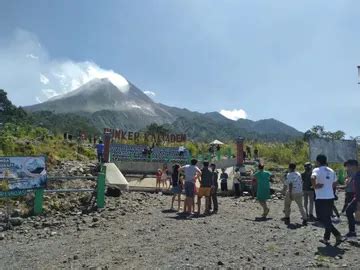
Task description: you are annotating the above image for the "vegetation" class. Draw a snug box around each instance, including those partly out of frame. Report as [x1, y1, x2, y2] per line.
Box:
[304, 125, 346, 141]
[0, 90, 95, 164]
[1, 89, 358, 169]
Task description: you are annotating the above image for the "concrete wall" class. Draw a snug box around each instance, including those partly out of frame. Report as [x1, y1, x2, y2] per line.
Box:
[113, 158, 238, 174]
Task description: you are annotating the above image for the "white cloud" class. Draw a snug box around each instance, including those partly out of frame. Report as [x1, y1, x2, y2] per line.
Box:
[220, 109, 247, 120]
[26, 53, 39, 60]
[35, 96, 42, 103]
[144, 90, 156, 97]
[0, 29, 130, 106]
[40, 73, 49, 85]
[42, 89, 59, 99]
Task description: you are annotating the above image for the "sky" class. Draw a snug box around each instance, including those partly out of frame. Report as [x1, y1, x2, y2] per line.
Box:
[0, 1, 359, 136]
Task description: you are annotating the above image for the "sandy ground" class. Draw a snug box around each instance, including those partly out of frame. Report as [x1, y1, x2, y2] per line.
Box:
[1, 191, 359, 270]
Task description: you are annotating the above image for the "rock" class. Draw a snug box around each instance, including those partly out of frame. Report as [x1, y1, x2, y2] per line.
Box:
[295, 251, 300, 256]
[10, 217, 23, 227]
[73, 255, 79, 260]
[0, 233, 5, 240]
[89, 223, 99, 228]
[50, 231, 57, 236]
[217, 261, 224, 266]
[92, 217, 99, 222]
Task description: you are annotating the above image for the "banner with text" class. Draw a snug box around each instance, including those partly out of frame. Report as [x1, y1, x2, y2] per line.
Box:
[104, 128, 186, 143]
[0, 156, 47, 197]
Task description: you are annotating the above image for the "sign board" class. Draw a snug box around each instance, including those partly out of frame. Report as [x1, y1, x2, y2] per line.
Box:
[0, 156, 47, 197]
[104, 128, 186, 143]
[309, 138, 358, 163]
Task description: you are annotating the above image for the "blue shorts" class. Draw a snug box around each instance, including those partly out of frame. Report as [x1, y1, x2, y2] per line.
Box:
[184, 181, 195, 198]
[171, 185, 182, 194]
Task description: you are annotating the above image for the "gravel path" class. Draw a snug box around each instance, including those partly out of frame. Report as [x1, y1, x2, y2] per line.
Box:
[1, 192, 359, 269]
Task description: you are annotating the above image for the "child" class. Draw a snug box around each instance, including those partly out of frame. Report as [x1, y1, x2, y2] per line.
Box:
[161, 164, 169, 189]
[220, 168, 229, 192]
[156, 169, 162, 192]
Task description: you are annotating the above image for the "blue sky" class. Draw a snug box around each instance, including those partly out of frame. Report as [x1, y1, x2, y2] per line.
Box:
[0, 1, 359, 136]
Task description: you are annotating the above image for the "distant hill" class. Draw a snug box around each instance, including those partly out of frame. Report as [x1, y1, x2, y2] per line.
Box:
[24, 78, 302, 142]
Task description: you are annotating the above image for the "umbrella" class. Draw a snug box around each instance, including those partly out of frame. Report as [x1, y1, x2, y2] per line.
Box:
[210, 140, 224, 145]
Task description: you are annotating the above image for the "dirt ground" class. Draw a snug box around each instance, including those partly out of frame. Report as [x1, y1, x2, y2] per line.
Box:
[1, 191, 359, 270]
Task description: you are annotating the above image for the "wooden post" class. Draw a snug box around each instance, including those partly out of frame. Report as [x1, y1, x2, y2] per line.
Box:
[236, 137, 245, 166]
[34, 188, 44, 215]
[96, 172, 106, 208]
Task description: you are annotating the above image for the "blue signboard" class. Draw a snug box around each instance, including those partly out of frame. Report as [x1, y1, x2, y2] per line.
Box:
[0, 156, 47, 197]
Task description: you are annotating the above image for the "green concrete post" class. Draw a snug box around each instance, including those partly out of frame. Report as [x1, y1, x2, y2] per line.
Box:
[34, 188, 44, 215]
[96, 172, 106, 208]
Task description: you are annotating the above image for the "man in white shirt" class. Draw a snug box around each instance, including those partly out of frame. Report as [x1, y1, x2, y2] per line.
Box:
[180, 159, 202, 214]
[311, 154, 342, 246]
[283, 163, 307, 226]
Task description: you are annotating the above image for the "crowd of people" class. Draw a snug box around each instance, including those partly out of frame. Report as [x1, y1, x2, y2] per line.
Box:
[159, 153, 360, 246]
[252, 154, 360, 245]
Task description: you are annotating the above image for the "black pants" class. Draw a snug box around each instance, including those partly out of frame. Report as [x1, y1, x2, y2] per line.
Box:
[315, 199, 341, 240]
[346, 200, 358, 233]
[221, 182, 228, 192]
[209, 187, 218, 211]
[234, 183, 241, 197]
[342, 192, 354, 213]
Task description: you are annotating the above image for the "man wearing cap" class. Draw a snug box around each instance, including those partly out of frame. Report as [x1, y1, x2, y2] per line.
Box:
[344, 159, 360, 239]
[311, 154, 342, 246]
[302, 162, 316, 221]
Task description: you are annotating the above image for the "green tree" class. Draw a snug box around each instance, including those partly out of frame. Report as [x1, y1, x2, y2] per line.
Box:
[304, 125, 345, 141]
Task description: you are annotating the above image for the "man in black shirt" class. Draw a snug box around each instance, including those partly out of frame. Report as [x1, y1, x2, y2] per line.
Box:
[302, 162, 315, 221]
[209, 163, 219, 214]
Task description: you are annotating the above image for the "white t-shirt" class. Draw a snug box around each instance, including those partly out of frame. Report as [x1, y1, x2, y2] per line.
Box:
[286, 172, 303, 194]
[183, 165, 200, 183]
[311, 166, 336, 199]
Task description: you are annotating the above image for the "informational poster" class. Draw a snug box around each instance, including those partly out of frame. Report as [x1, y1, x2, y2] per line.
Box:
[309, 138, 358, 163]
[0, 156, 47, 197]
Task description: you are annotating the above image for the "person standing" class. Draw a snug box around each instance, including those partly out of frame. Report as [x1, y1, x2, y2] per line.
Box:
[341, 161, 355, 214]
[233, 167, 241, 197]
[209, 163, 219, 214]
[344, 159, 360, 239]
[180, 159, 202, 215]
[197, 162, 212, 215]
[96, 140, 104, 163]
[220, 168, 229, 192]
[161, 164, 170, 189]
[170, 164, 182, 211]
[254, 148, 259, 160]
[253, 164, 272, 218]
[246, 145, 252, 159]
[283, 163, 308, 226]
[311, 154, 342, 246]
[155, 169, 162, 192]
[302, 162, 316, 221]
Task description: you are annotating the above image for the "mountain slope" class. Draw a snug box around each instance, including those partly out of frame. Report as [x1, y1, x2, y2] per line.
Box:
[25, 78, 302, 141]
